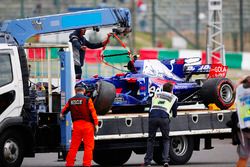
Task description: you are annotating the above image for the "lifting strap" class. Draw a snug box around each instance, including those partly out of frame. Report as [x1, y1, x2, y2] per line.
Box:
[99, 32, 132, 72]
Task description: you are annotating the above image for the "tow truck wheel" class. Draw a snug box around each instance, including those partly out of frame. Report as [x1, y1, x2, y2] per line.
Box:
[0, 130, 24, 167]
[169, 136, 194, 165]
[201, 78, 235, 109]
[94, 81, 116, 115]
[93, 149, 132, 166]
[153, 136, 193, 165]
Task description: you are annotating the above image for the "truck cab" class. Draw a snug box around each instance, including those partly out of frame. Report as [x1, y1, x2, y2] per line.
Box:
[0, 43, 34, 167]
[0, 8, 131, 167]
[0, 44, 24, 121]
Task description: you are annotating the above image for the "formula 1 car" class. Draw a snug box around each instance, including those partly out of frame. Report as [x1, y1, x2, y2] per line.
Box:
[81, 58, 235, 115]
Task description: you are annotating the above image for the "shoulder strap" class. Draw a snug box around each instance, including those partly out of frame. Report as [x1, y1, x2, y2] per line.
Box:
[86, 96, 89, 105]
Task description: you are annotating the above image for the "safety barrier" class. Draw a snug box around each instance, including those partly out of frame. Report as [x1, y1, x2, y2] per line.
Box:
[26, 47, 129, 79]
[26, 47, 250, 76]
[139, 48, 250, 70]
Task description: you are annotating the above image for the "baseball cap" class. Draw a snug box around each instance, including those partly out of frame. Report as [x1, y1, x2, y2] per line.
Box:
[75, 82, 87, 90]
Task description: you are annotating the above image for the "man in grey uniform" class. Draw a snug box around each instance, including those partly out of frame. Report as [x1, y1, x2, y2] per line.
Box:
[69, 28, 109, 79]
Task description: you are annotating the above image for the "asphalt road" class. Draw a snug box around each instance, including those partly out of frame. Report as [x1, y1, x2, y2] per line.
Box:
[22, 139, 248, 167]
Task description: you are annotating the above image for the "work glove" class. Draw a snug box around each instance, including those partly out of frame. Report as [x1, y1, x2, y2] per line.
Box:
[81, 46, 87, 51]
[94, 125, 99, 134]
[59, 113, 65, 121]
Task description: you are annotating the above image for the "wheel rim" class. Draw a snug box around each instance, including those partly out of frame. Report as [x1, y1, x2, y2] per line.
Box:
[3, 139, 19, 163]
[220, 84, 233, 103]
[171, 136, 188, 156]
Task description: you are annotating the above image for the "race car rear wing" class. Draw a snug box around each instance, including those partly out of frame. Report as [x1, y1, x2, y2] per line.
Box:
[184, 64, 228, 78]
[161, 57, 228, 79]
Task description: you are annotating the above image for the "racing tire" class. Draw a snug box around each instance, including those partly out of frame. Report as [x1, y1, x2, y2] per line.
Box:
[0, 130, 24, 167]
[94, 81, 116, 115]
[200, 78, 235, 109]
[93, 149, 132, 166]
[153, 136, 194, 165]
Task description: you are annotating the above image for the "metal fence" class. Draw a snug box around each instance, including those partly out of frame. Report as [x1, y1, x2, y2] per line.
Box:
[25, 45, 128, 85]
[1, 0, 249, 51]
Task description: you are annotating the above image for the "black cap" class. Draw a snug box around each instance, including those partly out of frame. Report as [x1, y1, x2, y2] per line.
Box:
[75, 82, 87, 90]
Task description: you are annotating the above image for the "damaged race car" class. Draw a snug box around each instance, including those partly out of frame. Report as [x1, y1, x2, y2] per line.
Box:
[81, 57, 235, 115]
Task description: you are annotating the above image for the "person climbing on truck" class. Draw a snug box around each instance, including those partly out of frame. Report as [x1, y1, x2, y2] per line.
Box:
[69, 28, 110, 79]
[60, 82, 99, 167]
[126, 54, 138, 73]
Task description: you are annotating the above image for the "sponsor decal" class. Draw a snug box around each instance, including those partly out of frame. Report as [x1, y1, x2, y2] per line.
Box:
[198, 64, 210, 71]
[32, 19, 43, 30]
[208, 64, 228, 78]
[149, 85, 162, 97]
[114, 96, 125, 103]
[71, 100, 82, 105]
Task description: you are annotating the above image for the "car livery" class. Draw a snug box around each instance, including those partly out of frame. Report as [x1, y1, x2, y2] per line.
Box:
[81, 58, 235, 114]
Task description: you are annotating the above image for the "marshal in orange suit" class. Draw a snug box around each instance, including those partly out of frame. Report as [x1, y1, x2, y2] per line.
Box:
[60, 82, 99, 167]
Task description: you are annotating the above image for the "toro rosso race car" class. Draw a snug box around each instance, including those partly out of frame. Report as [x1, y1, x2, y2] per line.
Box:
[81, 58, 235, 115]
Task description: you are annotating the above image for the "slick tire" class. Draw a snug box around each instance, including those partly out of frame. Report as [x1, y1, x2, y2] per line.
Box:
[94, 81, 116, 115]
[201, 78, 235, 109]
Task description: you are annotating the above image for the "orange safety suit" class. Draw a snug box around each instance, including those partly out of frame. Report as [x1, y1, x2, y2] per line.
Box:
[61, 93, 98, 167]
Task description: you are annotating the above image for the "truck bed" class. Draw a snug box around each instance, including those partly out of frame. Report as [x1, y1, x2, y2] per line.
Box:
[96, 107, 235, 140]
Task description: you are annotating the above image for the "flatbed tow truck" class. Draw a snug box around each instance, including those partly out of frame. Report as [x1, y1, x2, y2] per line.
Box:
[93, 107, 234, 165]
[0, 7, 235, 167]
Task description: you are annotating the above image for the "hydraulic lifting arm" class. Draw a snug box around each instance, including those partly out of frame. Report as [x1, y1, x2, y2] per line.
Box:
[0, 8, 131, 46]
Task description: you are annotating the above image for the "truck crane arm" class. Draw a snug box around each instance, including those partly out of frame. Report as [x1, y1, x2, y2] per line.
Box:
[0, 8, 131, 46]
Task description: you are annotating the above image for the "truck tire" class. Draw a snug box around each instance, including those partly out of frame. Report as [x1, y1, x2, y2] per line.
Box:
[169, 136, 194, 165]
[94, 81, 116, 115]
[200, 78, 235, 109]
[153, 136, 193, 165]
[133, 148, 147, 154]
[93, 149, 132, 166]
[0, 130, 24, 167]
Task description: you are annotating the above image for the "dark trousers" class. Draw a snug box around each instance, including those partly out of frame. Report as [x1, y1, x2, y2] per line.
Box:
[74, 65, 82, 79]
[144, 117, 170, 164]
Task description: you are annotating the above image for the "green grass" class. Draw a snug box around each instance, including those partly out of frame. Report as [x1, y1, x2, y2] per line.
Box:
[135, 31, 172, 49]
